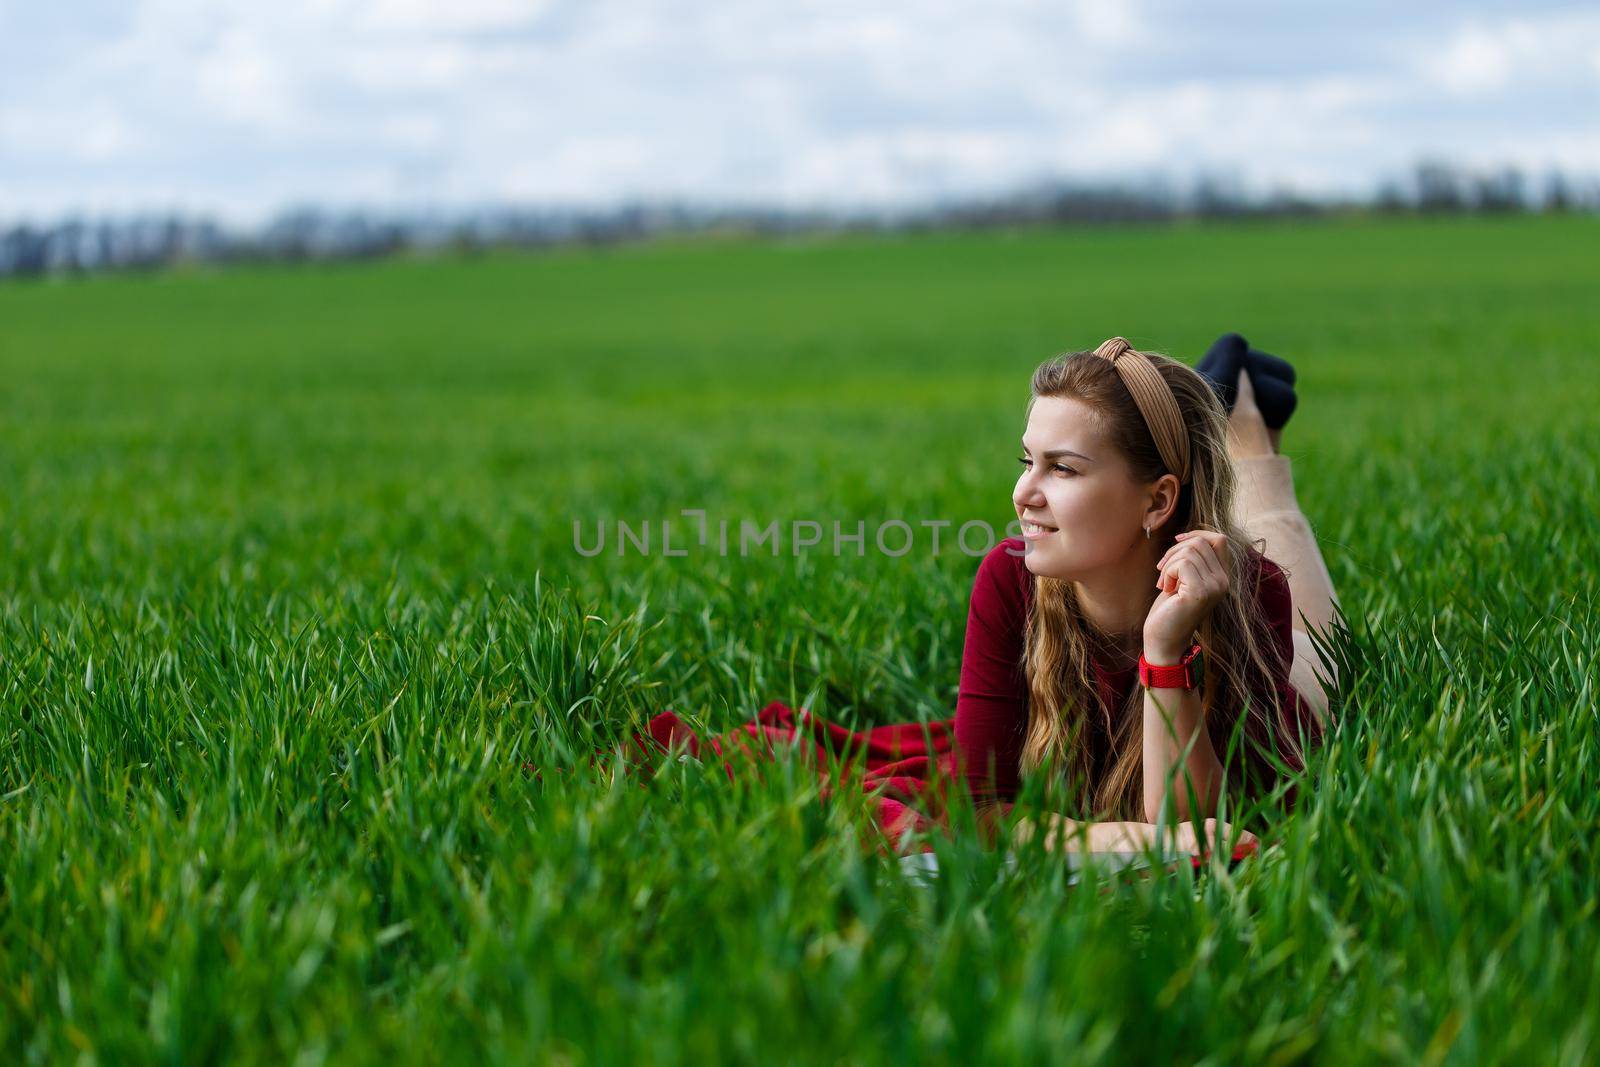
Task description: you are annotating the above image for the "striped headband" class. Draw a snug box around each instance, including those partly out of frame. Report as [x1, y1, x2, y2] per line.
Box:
[1092, 336, 1192, 484]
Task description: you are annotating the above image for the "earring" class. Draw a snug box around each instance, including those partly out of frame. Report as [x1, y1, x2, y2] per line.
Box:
[1144, 525, 1151, 539]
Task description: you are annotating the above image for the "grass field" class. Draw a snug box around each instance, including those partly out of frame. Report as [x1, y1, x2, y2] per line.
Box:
[2, 214, 1599, 1064]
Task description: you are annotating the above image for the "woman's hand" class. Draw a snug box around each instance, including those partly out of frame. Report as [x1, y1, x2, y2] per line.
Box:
[1143, 529, 1233, 660]
[1017, 813, 1257, 856]
[1163, 818, 1258, 856]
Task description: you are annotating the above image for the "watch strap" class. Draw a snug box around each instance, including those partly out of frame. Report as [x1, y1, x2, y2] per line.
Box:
[1139, 643, 1203, 689]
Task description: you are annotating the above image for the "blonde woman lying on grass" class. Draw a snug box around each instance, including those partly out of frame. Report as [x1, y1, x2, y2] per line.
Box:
[631, 333, 1341, 866]
[961, 333, 1340, 857]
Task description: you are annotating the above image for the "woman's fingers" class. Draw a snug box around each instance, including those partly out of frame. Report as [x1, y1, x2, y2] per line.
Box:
[1157, 540, 1195, 576]
[1161, 556, 1206, 597]
[1157, 551, 1186, 592]
[1157, 536, 1231, 598]
[1156, 554, 1175, 590]
[1158, 550, 1205, 595]
[1200, 819, 1258, 850]
[1194, 536, 1231, 576]
[1191, 539, 1227, 588]
[1158, 530, 1227, 571]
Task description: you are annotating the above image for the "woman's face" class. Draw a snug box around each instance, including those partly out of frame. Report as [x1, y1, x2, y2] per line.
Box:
[1013, 395, 1154, 579]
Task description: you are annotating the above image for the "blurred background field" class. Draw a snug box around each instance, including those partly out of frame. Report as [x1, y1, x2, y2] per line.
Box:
[3, 213, 1600, 1062]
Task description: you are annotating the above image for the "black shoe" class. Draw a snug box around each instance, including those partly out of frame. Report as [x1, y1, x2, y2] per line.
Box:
[1195, 332, 1298, 430]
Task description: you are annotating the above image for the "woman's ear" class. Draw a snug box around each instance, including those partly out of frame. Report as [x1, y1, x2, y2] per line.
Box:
[1143, 473, 1182, 534]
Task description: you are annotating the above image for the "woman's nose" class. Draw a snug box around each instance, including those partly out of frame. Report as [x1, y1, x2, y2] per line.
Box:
[1013, 472, 1044, 510]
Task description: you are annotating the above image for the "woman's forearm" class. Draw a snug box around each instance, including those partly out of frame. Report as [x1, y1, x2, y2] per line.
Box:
[1141, 676, 1223, 823]
[1012, 812, 1166, 853]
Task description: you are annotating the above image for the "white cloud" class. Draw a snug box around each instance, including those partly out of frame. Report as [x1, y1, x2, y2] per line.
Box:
[193, 26, 302, 128]
[0, 1, 1596, 223]
[354, 0, 555, 33]
[1421, 11, 1600, 95]
[1073, 0, 1144, 47]
[1424, 24, 1514, 94]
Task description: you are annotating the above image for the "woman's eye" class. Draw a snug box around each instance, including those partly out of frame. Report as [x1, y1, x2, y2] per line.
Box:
[1017, 456, 1075, 477]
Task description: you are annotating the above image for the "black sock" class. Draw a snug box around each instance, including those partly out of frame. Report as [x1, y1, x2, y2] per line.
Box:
[1195, 332, 1249, 412]
[1251, 374, 1298, 430]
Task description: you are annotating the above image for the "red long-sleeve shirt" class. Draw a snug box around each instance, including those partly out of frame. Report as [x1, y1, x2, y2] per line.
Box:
[954, 536, 1322, 813]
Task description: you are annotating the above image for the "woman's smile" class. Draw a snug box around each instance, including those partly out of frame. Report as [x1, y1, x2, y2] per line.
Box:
[1022, 519, 1058, 539]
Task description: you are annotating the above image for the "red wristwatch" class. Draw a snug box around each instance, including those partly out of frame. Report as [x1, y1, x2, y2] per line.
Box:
[1139, 643, 1204, 690]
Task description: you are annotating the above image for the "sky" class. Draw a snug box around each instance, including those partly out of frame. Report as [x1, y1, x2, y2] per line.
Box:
[2, 0, 1597, 225]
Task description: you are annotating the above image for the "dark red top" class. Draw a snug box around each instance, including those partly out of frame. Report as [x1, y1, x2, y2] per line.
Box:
[955, 536, 1322, 811]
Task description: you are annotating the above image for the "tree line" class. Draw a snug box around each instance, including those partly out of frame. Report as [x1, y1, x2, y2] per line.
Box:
[2, 159, 1593, 281]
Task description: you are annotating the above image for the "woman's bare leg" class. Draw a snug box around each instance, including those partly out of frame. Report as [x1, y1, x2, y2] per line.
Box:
[1225, 370, 1340, 720]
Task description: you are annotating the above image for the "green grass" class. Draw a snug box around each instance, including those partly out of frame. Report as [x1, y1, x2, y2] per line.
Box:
[2, 214, 1599, 1064]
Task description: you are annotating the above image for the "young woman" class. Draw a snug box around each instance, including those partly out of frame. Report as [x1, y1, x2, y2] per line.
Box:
[958, 335, 1339, 857]
[630, 333, 1340, 859]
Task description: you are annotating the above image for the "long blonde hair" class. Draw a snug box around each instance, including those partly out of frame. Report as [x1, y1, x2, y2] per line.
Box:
[1020, 338, 1304, 817]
